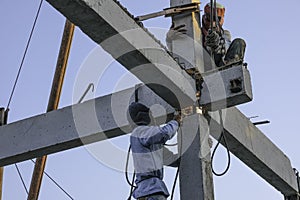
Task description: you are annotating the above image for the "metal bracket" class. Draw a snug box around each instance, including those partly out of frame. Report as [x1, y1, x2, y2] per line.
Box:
[134, 83, 144, 102]
[135, 3, 199, 21]
[0, 108, 8, 126]
[230, 78, 242, 93]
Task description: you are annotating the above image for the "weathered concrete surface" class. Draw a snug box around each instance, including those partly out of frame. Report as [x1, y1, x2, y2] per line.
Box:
[170, 0, 204, 73]
[179, 114, 214, 200]
[208, 107, 299, 196]
[200, 65, 253, 111]
[46, 0, 196, 109]
[169, 0, 214, 199]
[0, 85, 174, 167]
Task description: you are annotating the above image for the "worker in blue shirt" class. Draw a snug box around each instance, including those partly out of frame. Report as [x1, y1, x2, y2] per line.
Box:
[128, 102, 182, 200]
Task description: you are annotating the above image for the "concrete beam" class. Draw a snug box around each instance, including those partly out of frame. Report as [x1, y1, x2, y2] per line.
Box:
[46, 0, 196, 109]
[207, 107, 299, 196]
[0, 85, 174, 167]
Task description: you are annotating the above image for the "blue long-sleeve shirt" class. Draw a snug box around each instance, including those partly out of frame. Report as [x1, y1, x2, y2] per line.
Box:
[130, 120, 179, 199]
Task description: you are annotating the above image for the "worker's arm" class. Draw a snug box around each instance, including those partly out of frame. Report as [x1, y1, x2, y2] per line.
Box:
[140, 120, 179, 146]
[223, 29, 232, 51]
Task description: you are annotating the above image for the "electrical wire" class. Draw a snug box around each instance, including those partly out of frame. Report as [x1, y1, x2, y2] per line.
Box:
[125, 145, 136, 200]
[170, 122, 183, 200]
[164, 143, 178, 147]
[125, 146, 136, 188]
[128, 168, 136, 200]
[14, 164, 29, 195]
[30, 159, 74, 200]
[6, 0, 44, 110]
[211, 110, 231, 176]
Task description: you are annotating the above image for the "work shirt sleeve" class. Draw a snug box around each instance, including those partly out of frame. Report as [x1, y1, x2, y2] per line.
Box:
[140, 120, 179, 146]
[223, 29, 232, 51]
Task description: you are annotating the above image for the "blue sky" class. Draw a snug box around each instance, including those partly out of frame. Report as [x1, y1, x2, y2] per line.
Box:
[1, 0, 300, 199]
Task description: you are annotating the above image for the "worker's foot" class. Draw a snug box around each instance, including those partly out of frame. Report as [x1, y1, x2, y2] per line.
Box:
[223, 58, 243, 68]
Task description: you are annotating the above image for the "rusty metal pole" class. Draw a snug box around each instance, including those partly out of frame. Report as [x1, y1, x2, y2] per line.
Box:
[27, 20, 75, 200]
[0, 108, 8, 200]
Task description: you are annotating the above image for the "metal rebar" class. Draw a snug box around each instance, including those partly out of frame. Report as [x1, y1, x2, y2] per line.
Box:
[0, 108, 8, 200]
[0, 167, 3, 200]
[27, 19, 75, 200]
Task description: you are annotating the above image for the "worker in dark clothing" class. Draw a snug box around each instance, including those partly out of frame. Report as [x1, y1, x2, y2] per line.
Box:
[166, 2, 246, 69]
[128, 102, 181, 200]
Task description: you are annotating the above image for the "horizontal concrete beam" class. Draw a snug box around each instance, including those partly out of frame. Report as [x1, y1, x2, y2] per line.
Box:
[0, 85, 174, 167]
[208, 108, 299, 196]
[46, 0, 196, 109]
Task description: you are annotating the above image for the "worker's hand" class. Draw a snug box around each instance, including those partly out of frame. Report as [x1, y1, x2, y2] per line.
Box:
[166, 23, 187, 43]
[173, 113, 183, 126]
[205, 30, 221, 53]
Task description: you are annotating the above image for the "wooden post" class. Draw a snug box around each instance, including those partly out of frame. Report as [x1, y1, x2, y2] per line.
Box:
[0, 108, 5, 200]
[27, 20, 74, 200]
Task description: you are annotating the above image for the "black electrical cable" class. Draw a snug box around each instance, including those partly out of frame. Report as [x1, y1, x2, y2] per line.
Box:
[170, 165, 180, 200]
[6, 0, 44, 110]
[125, 146, 136, 188]
[14, 164, 29, 195]
[211, 110, 231, 176]
[170, 122, 183, 200]
[128, 168, 136, 200]
[30, 159, 74, 200]
[164, 142, 178, 147]
[125, 145, 136, 200]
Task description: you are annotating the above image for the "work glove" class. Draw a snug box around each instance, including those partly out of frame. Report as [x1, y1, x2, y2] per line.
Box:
[166, 23, 187, 43]
[205, 30, 221, 53]
[173, 112, 183, 126]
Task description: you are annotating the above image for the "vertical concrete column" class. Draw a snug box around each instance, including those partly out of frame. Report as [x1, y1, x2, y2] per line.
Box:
[179, 113, 214, 200]
[170, 0, 205, 73]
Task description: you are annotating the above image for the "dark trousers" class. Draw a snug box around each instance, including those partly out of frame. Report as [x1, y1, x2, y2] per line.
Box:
[137, 194, 167, 200]
[214, 38, 246, 67]
[224, 38, 246, 63]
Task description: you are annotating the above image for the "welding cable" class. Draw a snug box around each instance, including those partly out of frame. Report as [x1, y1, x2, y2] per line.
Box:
[125, 145, 136, 200]
[170, 122, 183, 200]
[211, 110, 231, 176]
[6, 0, 44, 110]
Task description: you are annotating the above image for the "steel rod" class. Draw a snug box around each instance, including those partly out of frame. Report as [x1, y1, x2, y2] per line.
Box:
[0, 108, 8, 200]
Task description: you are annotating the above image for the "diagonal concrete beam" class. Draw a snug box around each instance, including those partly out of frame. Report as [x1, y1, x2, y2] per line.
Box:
[207, 108, 299, 196]
[0, 85, 174, 167]
[46, 0, 196, 109]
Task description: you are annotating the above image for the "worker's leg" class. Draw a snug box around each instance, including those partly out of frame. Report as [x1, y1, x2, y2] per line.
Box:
[224, 38, 246, 63]
[146, 194, 167, 200]
[138, 194, 167, 200]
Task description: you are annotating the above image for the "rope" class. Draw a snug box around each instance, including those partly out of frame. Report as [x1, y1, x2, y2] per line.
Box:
[30, 160, 74, 200]
[6, 0, 44, 110]
[211, 110, 231, 176]
[15, 164, 29, 195]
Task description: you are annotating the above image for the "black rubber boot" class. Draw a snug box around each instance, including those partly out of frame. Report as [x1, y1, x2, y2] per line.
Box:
[224, 38, 246, 64]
